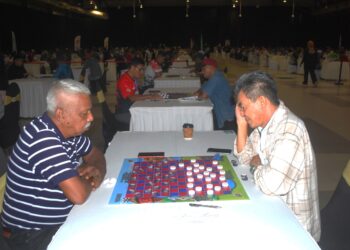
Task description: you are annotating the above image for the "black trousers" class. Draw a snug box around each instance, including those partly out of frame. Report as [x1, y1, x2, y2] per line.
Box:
[303, 66, 317, 84]
[2, 226, 60, 250]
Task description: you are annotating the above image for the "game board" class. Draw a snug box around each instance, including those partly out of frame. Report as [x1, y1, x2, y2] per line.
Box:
[109, 155, 249, 204]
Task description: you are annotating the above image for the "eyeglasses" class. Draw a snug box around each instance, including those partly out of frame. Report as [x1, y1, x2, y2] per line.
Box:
[136, 66, 145, 72]
[237, 100, 254, 113]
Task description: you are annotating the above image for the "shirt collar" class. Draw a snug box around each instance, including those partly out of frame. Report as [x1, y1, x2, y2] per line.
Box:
[41, 112, 66, 141]
[258, 100, 285, 135]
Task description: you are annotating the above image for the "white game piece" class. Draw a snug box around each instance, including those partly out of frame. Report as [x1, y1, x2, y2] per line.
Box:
[222, 182, 229, 188]
[186, 166, 193, 171]
[178, 162, 185, 168]
[219, 176, 226, 181]
[217, 165, 223, 170]
[193, 163, 199, 168]
[191, 159, 196, 163]
[205, 177, 212, 183]
[188, 189, 195, 197]
[210, 173, 217, 179]
[206, 183, 213, 189]
[206, 167, 213, 172]
[187, 183, 194, 188]
[199, 165, 205, 171]
[187, 177, 194, 183]
[170, 165, 176, 171]
[212, 160, 218, 165]
[207, 189, 214, 196]
[193, 168, 200, 173]
[195, 186, 203, 192]
[186, 171, 193, 176]
[214, 186, 222, 192]
[219, 170, 226, 175]
[196, 174, 204, 179]
[203, 171, 210, 176]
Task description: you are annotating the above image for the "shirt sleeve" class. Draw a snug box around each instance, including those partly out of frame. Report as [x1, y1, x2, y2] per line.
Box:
[117, 78, 133, 99]
[253, 129, 304, 196]
[28, 130, 79, 186]
[233, 129, 259, 166]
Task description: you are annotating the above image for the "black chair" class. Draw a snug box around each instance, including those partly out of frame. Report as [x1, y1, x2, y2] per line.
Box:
[96, 86, 128, 152]
[0, 82, 20, 150]
[318, 160, 350, 250]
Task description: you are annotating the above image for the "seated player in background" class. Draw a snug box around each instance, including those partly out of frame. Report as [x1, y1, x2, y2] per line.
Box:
[233, 71, 321, 241]
[7, 56, 29, 80]
[53, 51, 74, 80]
[1, 79, 106, 250]
[142, 53, 165, 94]
[115, 58, 162, 126]
[194, 58, 236, 131]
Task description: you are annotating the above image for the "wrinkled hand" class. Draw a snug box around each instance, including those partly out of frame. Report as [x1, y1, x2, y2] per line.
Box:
[78, 165, 103, 190]
[250, 155, 261, 168]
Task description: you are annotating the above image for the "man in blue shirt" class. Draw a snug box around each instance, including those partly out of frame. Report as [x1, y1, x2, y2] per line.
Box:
[195, 58, 236, 131]
[1, 79, 106, 250]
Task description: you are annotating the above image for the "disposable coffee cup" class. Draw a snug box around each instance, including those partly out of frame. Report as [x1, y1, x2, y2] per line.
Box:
[183, 123, 194, 140]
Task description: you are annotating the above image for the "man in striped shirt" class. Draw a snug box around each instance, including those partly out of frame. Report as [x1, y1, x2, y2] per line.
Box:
[233, 71, 321, 241]
[1, 79, 106, 250]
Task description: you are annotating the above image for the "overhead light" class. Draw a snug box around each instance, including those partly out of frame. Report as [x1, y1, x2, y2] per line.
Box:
[283, 0, 287, 3]
[140, 4, 143, 9]
[91, 10, 104, 16]
[232, 4, 236, 8]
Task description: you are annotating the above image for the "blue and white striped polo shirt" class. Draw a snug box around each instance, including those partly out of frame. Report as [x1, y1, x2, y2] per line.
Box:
[1, 113, 92, 230]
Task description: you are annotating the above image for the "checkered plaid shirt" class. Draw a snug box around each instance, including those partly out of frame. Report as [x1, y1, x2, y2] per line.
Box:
[234, 101, 321, 241]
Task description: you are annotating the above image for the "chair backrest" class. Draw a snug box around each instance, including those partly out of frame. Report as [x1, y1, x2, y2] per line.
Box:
[3, 82, 20, 125]
[0, 146, 7, 211]
[319, 160, 350, 249]
[0, 82, 20, 148]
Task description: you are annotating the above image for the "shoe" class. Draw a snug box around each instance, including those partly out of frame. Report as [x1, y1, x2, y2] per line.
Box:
[302, 82, 307, 85]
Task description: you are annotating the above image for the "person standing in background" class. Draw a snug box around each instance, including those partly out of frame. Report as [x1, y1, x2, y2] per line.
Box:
[300, 40, 319, 87]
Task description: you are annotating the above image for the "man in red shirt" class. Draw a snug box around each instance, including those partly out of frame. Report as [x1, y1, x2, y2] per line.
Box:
[115, 58, 161, 124]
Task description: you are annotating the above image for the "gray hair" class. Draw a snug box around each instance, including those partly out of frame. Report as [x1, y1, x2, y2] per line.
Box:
[46, 79, 91, 115]
[234, 71, 280, 106]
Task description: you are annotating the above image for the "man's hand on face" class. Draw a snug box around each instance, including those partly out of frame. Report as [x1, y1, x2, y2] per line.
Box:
[235, 105, 248, 128]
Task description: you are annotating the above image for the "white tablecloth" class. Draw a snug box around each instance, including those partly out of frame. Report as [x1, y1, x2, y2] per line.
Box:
[154, 76, 200, 89]
[172, 61, 188, 67]
[130, 97, 213, 132]
[12, 77, 55, 118]
[48, 131, 320, 250]
[167, 67, 192, 76]
[321, 61, 350, 80]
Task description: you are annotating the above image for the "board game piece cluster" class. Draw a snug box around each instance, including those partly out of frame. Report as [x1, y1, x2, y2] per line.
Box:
[125, 158, 233, 201]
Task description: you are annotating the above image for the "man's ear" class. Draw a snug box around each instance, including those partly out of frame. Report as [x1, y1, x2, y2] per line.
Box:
[257, 95, 268, 108]
[55, 107, 64, 122]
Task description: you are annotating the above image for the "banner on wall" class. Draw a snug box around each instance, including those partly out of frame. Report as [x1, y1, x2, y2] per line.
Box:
[104, 37, 109, 50]
[74, 35, 81, 51]
[11, 31, 17, 52]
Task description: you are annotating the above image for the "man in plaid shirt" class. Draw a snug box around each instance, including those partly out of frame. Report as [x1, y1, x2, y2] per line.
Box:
[233, 71, 321, 241]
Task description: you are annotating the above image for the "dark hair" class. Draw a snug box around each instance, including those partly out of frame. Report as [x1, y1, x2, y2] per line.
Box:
[129, 57, 145, 68]
[234, 71, 279, 106]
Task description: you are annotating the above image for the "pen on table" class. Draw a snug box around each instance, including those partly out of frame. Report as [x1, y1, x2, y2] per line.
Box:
[189, 203, 221, 209]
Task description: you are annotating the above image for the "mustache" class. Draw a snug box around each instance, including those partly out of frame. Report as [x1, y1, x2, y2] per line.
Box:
[84, 122, 92, 130]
